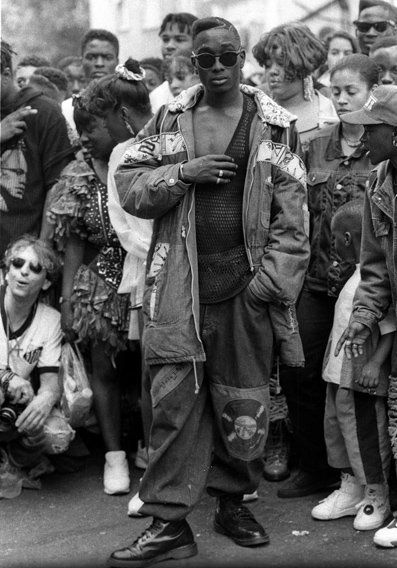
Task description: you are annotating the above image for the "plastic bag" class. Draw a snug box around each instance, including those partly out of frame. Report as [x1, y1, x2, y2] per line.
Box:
[43, 406, 75, 454]
[0, 447, 23, 499]
[59, 342, 93, 428]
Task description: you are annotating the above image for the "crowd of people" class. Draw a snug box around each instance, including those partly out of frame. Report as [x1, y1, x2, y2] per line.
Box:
[1, 0, 397, 565]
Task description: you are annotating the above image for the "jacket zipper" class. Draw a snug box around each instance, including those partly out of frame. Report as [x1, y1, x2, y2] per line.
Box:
[243, 148, 258, 272]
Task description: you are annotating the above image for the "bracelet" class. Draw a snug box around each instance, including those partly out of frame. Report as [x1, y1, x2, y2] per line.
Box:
[179, 161, 190, 183]
[59, 296, 72, 305]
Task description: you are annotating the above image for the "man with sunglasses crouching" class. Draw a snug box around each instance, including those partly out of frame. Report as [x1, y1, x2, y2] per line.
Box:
[0, 235, 73, 487]
[110, 17, 309, 566]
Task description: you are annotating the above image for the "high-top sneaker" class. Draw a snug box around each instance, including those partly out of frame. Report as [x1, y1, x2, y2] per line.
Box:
[373, 513, 397, 547]
[354, 483, 391, 531]
[311, 472, 363, 520]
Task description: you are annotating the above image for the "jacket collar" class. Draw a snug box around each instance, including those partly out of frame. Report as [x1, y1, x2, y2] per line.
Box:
[325, 123, 367, 161]
[168, 83, 296, 129]
[371, 160, 395, 219]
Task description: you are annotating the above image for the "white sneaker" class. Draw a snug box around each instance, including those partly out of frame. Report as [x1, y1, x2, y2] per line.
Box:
[128, 491, 147, 517]
[104, 451, 130, 495]
[134, 440, 148, 470]
[243, 490, 259, 503]
[353, 484, 391, 531]
[373, 514, 397, 547]
[311, 473, 363, 520]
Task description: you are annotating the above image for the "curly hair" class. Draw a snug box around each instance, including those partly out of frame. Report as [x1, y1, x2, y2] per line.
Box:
[159, 13, 197, 36]
[17, 55, 51, 68]
[4, 235, 61, 282]
[81, 29, 119, 56]
[34, 67, 68, 92]
[252, 23, 326, 82]
[1, 39, 16, 73]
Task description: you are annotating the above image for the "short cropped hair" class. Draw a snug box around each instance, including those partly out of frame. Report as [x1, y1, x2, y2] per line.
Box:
[29, 74, 60, 101]
[4, 235, 61, 282]
[57, 55, 83, 71]
[34, 67, 68, 92]
[332, 200, 364, 238]
[17, 55, 51, 68]
[159, 13, 197, 36]
[81, 29, 119, 57]
[192, 17, 240, 45]
[370, 35, 397, 53]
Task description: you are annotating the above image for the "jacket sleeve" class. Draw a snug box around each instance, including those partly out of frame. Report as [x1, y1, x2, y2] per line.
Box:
[249, 122, 310, 305]
[352, 181, 392, 330]
[114, 109, 191, 219]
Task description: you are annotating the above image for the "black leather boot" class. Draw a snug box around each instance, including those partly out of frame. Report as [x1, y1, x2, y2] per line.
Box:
[214, 495, 270, 547]
[107, 518, 197, 567]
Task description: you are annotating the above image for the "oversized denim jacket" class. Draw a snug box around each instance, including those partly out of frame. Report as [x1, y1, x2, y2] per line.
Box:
[114, 84, 310, 368]
[306, 123, 371, 297]
[352, 160, 396, 330]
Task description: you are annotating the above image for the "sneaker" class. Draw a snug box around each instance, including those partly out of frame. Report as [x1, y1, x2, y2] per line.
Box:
[243, 490, 259, 503]
[263, 419, 290, 482]
[134, 440, 148, 470]
[104, 451, 130, 495]
[373, 514, 397, 547]
[277, 469, 340, 499]
[107, 518, 197, 567]
[311, 473, 363, 520]
[354, 484, 391, 531]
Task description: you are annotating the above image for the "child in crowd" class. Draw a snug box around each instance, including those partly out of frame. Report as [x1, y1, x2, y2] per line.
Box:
[312, 201, 394, 531]
[166, 52, 200, 98]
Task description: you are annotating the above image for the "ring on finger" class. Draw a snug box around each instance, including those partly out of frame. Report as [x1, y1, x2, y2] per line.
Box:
[216, 177, 221, 185]
[219, 169, 224, 178]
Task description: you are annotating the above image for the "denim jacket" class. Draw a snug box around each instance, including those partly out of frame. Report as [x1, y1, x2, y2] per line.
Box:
[114, 84, 310, 367]
[306, 123, 371, 296]
[352, 160, 396, 330]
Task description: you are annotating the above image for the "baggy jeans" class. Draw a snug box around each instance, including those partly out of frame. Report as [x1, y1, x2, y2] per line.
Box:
[138, 285, 273, 520]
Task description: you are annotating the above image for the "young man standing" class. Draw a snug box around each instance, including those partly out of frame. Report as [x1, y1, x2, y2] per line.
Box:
[109, 17, 309, 566]
[149, 12, 197, 112]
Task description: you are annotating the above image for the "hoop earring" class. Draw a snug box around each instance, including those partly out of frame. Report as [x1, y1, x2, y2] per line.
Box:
[393, 134, 397, 148]
[303, 75, 315, 102]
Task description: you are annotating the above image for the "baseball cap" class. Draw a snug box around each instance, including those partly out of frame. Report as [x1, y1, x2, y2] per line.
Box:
[341, 85, 397, 126]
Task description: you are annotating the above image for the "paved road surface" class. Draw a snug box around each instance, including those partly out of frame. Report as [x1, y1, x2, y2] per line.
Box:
[1, 443, 396, 568]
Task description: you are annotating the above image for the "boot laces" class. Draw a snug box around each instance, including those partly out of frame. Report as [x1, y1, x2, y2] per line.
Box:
[134, 519, 165, 548]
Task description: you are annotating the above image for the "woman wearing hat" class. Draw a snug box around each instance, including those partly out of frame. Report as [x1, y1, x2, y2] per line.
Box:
[337, 84, 397, 548]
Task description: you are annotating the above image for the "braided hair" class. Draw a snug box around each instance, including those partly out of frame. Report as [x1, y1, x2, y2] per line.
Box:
[252, 23, 326, 82]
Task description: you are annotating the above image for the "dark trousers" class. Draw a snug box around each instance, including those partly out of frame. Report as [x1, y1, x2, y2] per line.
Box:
[139, 285, 273, 520]
[279, 288, 336, 474]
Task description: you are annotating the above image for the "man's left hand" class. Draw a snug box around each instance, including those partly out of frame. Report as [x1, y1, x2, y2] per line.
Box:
[16, 392, 54, 434]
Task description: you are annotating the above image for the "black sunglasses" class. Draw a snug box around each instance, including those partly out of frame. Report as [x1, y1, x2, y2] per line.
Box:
[353, 20, 395, 33]
[191, 49, 242, 69]
[11, 257, 43, 274]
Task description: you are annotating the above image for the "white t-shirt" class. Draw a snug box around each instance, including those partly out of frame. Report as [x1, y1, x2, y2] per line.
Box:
[323, 264, 395, 384]
[149, 80, 174, 114]
[0, 294, 62, 381]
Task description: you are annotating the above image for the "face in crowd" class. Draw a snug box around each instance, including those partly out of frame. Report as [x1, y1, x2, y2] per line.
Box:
[79, 115, 115, 162]
[6, 245, 51, 302]
[327, 36, 354, 70]
[354, 5, 396, 55]
[15, 65, 36, 89]
[160, 22, 193, 61]
[191, 26, 245, 96]
[82, 39, 118, 81]
[330, 68, 374, 119]
[371, 45, 397, 84]
[168, 58, 199, 97]
[64, 62, 87, 95]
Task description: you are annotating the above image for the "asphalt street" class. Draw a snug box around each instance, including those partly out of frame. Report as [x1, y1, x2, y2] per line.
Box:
[1, 440, 396, 568]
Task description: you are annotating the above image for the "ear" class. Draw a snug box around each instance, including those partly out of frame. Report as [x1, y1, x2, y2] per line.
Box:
[344, 231, 352, 246]
[2, 67, 12, 81]
[41, 279, 51, 292]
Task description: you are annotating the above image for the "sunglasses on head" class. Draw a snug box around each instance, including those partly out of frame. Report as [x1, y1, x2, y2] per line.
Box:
[191, 49, 242, 69]
[10, 257, 43, 274]
[353, 20, 395, 33]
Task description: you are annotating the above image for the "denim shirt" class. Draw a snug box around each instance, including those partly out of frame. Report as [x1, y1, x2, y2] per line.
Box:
[306, 123, 371, 296]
